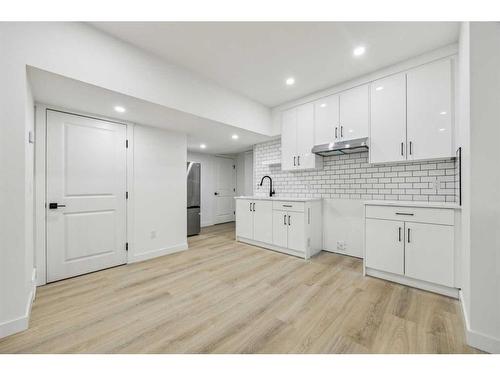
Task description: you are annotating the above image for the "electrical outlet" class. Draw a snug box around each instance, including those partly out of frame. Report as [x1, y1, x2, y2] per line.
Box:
[150, 230, 157, 239]
[336, 240, 346, 251]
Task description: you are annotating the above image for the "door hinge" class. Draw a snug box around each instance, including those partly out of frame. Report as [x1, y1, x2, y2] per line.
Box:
[126, 191, 129, 199]
[125, 242, 129, 251]
[126, 139, 129, 148]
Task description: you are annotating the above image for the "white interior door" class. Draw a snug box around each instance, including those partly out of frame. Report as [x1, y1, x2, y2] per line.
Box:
[214, 156, 236, 224]
[46, 110, 127, 282]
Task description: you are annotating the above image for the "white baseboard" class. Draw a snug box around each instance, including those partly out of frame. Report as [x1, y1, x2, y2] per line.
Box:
[366, 268, 459, 298]
[127, 242, 188, 264]
[459, 290, 500, 353]
[0, 268, 36, 339]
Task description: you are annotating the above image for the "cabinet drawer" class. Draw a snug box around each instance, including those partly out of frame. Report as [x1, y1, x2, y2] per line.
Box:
[365, 205, 454, 226]
[272, 201, 305, 212]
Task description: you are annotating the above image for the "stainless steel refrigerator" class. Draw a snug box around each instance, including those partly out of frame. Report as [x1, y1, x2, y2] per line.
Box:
[187, 162, 201, 236]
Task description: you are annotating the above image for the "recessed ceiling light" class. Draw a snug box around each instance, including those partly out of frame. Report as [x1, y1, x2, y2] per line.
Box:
[439, 128, 446, 132]
[353, 46, 366, 57]
[232, 134, 239, 140]
[200, 144, 206, 149]
[440, 111, 447, 115]
[375, 86, 384, 91]
[286, 77, 295, 86]
[114, 106, 126, 113]
[320, 103, 327, 108]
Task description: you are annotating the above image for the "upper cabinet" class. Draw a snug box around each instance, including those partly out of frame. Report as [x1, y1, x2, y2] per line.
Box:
[314, 94, 339, 145]
[370, 58, 454, 164]
[406, 58, 453, 161]
[282, 57, 454, 167]
[313, 84, 369, 145]
[370, 73, 407, 164]
[339, 84, 369, 141]
[281, 103, 323, 171]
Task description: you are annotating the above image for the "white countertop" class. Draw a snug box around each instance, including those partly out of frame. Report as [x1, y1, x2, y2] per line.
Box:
[235, 196, 322, 202]
[364, 200, 461, 210]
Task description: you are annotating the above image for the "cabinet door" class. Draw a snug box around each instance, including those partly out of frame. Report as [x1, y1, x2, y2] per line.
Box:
[287, 211, 305, 252]
[272, 210, 288, 248]
[314, 94, 339, 145]
[281, 108, 297, 171]
[253, 200, 273, 244]
[339, 84, 369, 141]
[404, 222, 454, 287]
[370, 74, 407, 163]
[236, 199, 254, 239]
[365, 218, 404, 275]
[296, 103, 315, 169]
[407, 58, 453, 160]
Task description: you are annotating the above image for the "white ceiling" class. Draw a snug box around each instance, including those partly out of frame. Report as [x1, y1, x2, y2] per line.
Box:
[90, 22, 459, 107]
[28, 67, 271, 154]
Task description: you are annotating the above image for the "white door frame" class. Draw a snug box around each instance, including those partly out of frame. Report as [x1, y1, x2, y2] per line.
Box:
[34, 104, 134, 286]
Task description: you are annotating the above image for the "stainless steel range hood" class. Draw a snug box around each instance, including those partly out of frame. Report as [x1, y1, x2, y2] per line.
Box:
[311, 137, 369, 156]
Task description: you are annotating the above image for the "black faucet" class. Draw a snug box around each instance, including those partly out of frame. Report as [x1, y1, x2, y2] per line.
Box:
[259, 175, 275, 197]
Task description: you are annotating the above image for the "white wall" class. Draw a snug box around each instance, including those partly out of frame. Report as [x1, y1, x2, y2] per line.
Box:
[129, 125, 187, 263]
[461, 22, 500, 353]
[0, 21, 270, 337]
[236, 150, 254, 196]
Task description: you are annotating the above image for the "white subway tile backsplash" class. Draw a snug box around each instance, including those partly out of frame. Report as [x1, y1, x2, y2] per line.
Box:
[253, 138, 457, 202]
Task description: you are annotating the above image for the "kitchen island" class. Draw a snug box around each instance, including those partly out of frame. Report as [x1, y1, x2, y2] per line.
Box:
[235, 196, 322, 259]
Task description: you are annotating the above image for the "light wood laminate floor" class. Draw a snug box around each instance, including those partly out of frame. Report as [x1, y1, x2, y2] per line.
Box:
[0, 222, 480, 354]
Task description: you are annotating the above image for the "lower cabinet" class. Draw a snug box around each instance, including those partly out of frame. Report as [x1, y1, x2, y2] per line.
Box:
[235, 199, 272, 243]
[272, 210, 305, 252]
[365, 218, 404, 275]
[364, 203, 457, 297]
[236, 198, 322, 259]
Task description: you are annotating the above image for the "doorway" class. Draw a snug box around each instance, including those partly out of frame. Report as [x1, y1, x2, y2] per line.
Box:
[45, 110, 128, 282]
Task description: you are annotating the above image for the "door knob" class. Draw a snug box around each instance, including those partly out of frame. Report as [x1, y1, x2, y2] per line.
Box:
[214, 192, 219, 195]
[49, 203, 66, 209]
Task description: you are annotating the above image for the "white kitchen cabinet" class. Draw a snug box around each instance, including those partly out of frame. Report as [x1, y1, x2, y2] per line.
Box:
[369, 58, 454, 164]
[272, 210, 288, 248]
[281, 108, 297, 171]
[286, 211, 306, 252]
[235, 199, 272, 243]
[281, 104, 322, 171]
[314, 94, 339, 145]
[235, 199, 253, 239]
[253, 200, 273, 243]
[364, 201, 457, 297]
[236, 197, 322, 259]
[404, 222, 454, 287]
[369, 73, 407, 163]
[296, 103, 316, 169]
[339, 84, 369, 141]
[365, 218, 404, 275]
[407, 58, 453, 161]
